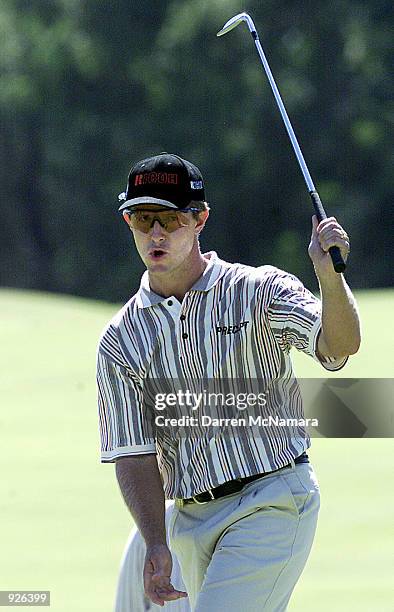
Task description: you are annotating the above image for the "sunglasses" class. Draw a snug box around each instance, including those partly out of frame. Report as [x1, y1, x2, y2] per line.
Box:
[126, 208, 201, 234]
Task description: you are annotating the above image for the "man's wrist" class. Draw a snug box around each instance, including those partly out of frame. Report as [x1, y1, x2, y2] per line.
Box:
[144, 533, 167, 549]
[145, 540, 168, 553]
[316, 269, 345, 293]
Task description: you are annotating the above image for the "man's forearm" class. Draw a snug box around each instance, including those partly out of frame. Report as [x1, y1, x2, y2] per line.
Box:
[318, 273, 361, 356]
[308, 215, 361, 357]
[115, 454, 166, 548]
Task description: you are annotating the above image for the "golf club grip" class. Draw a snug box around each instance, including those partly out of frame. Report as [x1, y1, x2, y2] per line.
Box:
[309, 191, 346, 273]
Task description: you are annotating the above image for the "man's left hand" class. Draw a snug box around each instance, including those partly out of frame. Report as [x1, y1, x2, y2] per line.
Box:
[308, 215, 350, 278]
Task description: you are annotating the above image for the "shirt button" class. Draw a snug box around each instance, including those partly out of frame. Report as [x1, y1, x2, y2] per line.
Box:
[167, 300, 173, 306]
[180, 315, 186, 321]
[182, 332, 188, 339]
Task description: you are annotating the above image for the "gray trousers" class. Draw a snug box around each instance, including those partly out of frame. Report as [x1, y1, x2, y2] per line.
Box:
[170, 462, 320, 611]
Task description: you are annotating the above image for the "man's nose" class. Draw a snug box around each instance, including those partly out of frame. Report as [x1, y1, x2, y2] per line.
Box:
[150, 220, 166, 240]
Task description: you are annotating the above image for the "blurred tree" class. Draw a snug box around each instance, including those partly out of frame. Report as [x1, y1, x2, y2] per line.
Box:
[0, 0, 392, 301]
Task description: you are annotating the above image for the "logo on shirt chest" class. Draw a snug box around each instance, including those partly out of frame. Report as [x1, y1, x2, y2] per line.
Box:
[216, 321, 250, 335]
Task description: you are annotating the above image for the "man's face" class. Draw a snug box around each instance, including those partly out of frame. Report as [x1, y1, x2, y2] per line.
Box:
[123, 205, 208, 274]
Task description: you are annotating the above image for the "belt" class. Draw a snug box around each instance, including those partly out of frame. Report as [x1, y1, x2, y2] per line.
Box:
[181, 452, 309, 505]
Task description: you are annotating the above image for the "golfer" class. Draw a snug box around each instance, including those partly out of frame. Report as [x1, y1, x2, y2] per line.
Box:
[97, 152, 360, 611]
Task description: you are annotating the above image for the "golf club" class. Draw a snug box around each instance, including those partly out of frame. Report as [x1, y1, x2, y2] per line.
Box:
[217, 13, 346, 273]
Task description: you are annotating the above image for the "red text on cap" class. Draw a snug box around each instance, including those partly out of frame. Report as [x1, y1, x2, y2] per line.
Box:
[135, 172, 179, 186]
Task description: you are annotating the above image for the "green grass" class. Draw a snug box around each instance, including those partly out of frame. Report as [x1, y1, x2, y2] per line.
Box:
[0, 288, 393, 612]
[292, 288, 393, 378]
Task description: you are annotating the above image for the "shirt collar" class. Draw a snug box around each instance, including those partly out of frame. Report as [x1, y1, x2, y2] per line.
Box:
[135, 251, 230, 309]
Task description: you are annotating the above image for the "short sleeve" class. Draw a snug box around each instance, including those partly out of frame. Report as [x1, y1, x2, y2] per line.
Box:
[266, 272, 348, 371]
[96, 349, 156, 462]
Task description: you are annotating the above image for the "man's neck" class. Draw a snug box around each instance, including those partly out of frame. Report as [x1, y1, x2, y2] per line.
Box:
[148, 247, 208, 302]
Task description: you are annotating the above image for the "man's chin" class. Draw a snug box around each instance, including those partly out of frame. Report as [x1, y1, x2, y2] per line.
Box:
[145, 259, 172, 274]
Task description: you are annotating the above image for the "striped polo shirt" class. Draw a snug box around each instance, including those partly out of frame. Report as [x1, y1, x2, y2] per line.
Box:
[97, 251, 347, 498]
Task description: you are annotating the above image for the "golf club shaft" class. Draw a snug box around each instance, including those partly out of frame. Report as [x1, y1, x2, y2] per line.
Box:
[249, 29, 346, 273]
[252, 33, 313, 191]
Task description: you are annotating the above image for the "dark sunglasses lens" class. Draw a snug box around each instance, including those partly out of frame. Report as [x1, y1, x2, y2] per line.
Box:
[130, 211, 182, 233]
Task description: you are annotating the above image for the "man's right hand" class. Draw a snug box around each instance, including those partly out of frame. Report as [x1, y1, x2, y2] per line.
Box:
[143, 543, 188, 607]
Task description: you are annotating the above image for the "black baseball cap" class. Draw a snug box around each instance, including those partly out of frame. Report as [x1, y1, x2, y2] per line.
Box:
[118, 152, 206, 212]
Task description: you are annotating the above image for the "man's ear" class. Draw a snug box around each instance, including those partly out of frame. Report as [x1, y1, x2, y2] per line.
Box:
[195, 209, 209, 235]
[123, 211, 131, 226]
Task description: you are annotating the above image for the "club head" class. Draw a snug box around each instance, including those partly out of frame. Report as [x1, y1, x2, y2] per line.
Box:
[216, 12, 256, 37]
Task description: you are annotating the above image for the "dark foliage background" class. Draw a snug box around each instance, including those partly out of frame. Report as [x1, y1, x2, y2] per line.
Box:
[1, 0, 392, 302]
